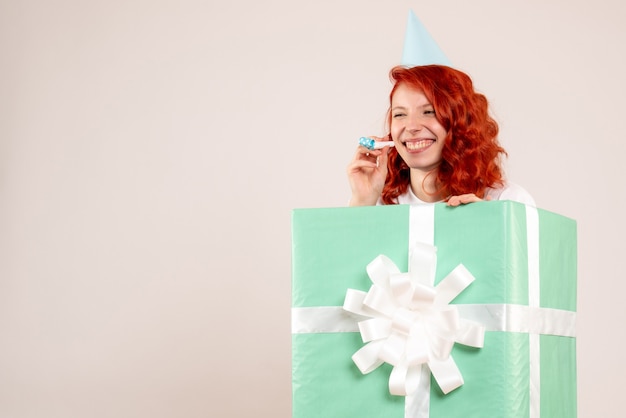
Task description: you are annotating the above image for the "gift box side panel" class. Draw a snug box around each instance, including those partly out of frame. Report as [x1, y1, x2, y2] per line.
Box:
[292, 333, 405, 418]
[291, 206, 410, 308]
[430, 331, 530, 417]
[537, 209, 577, 311]
[540, 335, 577, 417]
[433, 201, 529, 305]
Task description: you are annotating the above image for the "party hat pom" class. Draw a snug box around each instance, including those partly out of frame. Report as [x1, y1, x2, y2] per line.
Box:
[401, 10, 452, 67]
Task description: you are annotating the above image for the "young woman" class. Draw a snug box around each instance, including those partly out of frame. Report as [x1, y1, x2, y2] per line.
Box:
[347, 65, 534, 207]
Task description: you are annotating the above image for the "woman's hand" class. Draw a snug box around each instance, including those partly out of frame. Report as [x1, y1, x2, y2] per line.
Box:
[347, 136, 390, 206]
[446, 193, 492, 207]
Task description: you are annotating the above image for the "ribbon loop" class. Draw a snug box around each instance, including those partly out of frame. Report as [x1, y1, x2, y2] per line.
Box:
[410, 282, 437, 308]
[366, 255, 400, 289]
[363, 284, 398, 317]
[352, 340, 385, 374]
[358, 317, 392, 342]
[434, 264, 474, 306]
[389, 363, 422, 396]
[343, 289, 368, 316]
[409, 242, 437, 285]
[429, 356, 464, 394]
[456, 319, 486, 348]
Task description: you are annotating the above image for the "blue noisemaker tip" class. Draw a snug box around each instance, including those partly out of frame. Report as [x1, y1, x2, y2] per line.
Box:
[359, 137, 376, 150]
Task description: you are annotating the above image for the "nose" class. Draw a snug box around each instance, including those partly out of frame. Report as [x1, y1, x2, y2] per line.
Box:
[405, 114, 424, 132]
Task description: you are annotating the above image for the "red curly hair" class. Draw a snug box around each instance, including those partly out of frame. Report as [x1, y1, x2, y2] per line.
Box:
[381, 65, 506, 204]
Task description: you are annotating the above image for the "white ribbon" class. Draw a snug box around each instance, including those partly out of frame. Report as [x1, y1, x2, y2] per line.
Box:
[292, 304, 576, 337]
[342, 243, 485, 396]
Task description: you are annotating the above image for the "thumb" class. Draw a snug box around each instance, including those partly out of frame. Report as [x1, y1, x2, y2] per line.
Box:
[377, 147, 390, 178]
[379, 146, 390, 169]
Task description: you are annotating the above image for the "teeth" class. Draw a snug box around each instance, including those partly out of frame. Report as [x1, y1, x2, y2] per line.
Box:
[405, 140, 432, 151]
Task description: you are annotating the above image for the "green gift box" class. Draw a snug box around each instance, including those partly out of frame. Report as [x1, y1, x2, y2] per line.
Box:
[291, 201, 577, 418]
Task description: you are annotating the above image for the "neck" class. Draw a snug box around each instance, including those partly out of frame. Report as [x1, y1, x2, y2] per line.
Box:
[409, 168, 444, 203]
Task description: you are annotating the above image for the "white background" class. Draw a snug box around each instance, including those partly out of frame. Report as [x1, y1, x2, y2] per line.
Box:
[1, 0, 624, 416]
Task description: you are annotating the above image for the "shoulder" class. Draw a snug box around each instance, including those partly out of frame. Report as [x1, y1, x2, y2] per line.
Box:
[485, 181, 536, 206]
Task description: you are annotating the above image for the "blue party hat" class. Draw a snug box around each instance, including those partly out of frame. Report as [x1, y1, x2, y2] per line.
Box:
[401, 10, 452, 67]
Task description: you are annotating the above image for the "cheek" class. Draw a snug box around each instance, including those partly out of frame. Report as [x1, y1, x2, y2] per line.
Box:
[389, 123, 400, 139]
[435, 120, 448, 137]
[428, 122, 447, 139]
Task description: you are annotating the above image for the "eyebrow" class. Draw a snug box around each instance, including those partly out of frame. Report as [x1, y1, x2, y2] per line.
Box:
[391, 104, 433, 112]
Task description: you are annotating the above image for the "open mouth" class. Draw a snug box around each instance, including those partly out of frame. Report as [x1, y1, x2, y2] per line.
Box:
[404, 139, 435, 151]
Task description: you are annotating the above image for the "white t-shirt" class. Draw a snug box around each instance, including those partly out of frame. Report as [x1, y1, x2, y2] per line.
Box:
[380, 181, 536, 206]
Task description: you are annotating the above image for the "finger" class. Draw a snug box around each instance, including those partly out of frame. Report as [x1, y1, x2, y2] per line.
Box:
[459, 194, 481, 203]
[447, 194, 483, 206]
[347, 159, 378, 174]
[363, 151, 384, 166]
[376, 146, 390, 172]
[355, 146, 382, 160]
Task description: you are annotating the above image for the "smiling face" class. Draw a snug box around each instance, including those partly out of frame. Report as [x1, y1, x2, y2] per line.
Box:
[390, 83, 448, 174]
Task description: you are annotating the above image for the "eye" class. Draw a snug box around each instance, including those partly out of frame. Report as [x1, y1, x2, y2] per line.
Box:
[392, 112, 406, 118]
[424, 109, 436, 115]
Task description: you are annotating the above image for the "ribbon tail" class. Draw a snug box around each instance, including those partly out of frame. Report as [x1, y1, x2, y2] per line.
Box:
[405, 365, 431, 418]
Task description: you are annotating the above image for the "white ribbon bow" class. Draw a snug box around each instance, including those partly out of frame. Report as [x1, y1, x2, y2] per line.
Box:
[342, 242, 485, 396]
